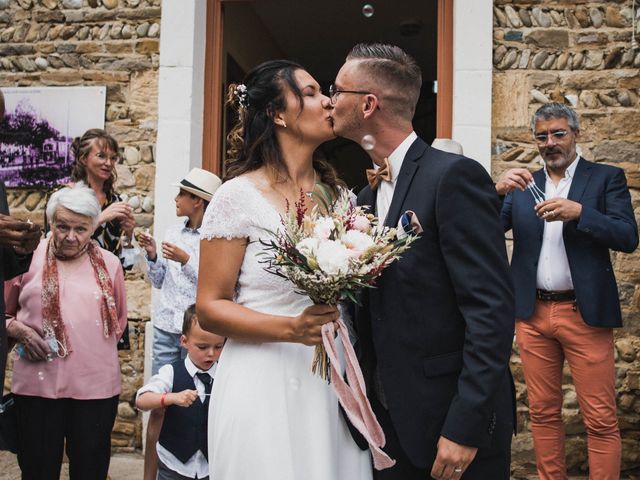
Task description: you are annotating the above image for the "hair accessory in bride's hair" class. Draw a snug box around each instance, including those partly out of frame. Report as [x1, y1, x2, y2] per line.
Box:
[234, 84, 249, 109]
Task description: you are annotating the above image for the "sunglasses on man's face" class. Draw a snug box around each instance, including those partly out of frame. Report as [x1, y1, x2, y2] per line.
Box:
[534, 129, 570, 144]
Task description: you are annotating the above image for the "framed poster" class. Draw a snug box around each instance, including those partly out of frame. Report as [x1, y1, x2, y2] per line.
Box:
[0, 86, 106, 188]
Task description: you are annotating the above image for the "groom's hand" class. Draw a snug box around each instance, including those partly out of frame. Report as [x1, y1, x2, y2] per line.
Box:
[431, 436, 477, 480]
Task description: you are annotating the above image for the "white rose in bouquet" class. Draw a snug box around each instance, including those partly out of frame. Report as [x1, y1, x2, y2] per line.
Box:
[313, 217, 335, 240]
[296, 237, 320, 257]
[316, 239, 350, 274]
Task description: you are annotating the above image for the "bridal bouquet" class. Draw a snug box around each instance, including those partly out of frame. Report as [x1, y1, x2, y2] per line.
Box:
[260, 186, 417, 380]
[260, 186, 415, 469]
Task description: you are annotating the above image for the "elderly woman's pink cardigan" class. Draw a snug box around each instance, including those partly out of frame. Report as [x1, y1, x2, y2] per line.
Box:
[5, 239, 127, 399]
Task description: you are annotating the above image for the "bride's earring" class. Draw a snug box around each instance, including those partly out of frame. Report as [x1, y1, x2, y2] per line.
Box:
[282, 121, 287, 128]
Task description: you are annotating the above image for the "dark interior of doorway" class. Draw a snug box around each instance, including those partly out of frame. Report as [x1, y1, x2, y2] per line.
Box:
[223, 0, 438, 191]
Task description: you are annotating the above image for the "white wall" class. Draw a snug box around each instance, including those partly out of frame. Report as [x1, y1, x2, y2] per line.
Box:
[155, 0, 207, 241]
[452, 0, 493, 171]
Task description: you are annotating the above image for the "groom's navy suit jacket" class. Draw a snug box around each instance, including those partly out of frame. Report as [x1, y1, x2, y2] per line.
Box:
[501, 158, 638, 327]
[355, 138, 515, 469]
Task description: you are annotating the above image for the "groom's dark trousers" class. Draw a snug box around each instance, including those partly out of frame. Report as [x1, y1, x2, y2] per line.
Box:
[353, 138, 516, 479]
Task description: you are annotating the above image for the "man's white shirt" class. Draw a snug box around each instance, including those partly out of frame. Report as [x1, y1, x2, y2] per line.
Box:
[536, 155, 580, 291]
[374, 131, 418, 222]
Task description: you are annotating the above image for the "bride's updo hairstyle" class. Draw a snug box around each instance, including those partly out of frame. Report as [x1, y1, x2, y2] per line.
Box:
[225, 60, 342, 194]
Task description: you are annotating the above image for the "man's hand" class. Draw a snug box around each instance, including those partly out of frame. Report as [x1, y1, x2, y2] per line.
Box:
[0, 214, 41, 252]
[431, 436, 478, 480]
[495, 168, 534, 196]
[161, 242, 190, 265]
[535, 197, 582, 222]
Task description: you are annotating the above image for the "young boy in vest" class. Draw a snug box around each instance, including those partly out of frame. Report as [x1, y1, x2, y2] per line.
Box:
[138, 168, 221, 480]
[137, 305, 225, 480]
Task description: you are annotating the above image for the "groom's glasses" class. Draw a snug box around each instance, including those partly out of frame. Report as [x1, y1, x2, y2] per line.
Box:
[328, 84, 372, 105]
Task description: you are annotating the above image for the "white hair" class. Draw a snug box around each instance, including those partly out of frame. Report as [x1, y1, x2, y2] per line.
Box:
[46, 182, 102, 227]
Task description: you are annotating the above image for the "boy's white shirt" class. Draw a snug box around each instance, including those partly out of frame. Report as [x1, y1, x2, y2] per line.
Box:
[146, 219, 201, 334]
[136, 356, 216, 478]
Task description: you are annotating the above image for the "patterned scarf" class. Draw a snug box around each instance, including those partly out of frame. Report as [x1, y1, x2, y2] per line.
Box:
[42, 237, 122, 355]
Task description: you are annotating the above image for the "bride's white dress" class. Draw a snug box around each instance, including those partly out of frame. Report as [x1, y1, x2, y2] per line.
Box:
[201, 176, 373, 480]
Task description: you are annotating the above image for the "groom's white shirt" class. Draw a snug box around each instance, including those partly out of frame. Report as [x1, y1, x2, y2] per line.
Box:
[374, 131, 417, 222]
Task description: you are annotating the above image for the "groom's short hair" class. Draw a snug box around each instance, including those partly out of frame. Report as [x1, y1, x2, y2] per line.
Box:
[346, 43, 422, 121]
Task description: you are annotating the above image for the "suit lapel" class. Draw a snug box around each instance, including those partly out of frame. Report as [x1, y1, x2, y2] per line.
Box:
[567, 157, 591, 203]
[384, 138, 426, 227]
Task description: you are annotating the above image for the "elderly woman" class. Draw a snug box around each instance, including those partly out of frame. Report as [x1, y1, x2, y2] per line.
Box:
[5, 184, 127, 479]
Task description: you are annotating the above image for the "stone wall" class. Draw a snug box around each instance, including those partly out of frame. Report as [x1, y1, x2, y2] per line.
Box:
[491, 0, 640, 476]
[0, 0, 161, 452]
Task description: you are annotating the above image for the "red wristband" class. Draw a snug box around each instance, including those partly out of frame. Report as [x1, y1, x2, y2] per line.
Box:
[160, 393, 167, 408]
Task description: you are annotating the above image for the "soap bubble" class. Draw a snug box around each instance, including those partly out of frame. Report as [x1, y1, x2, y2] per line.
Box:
[361, 134, 376, 151]
[362, 4, 374, 18]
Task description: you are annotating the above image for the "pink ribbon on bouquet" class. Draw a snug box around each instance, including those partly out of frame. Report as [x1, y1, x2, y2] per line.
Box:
[321, 317, 396, 470]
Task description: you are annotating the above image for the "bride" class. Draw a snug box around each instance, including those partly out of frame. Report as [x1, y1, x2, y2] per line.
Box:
[196, 60, 373, 480]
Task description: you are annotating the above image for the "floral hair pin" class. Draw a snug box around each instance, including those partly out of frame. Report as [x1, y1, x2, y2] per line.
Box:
[234, 84, 249, 109]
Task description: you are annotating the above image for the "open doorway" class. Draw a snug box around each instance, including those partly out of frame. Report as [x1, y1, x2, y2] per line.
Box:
[219, 0, 438, 190]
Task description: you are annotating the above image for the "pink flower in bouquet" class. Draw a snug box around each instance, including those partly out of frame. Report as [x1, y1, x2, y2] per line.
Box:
[352, 215, 371, 232]
[342, 230, 375, 258]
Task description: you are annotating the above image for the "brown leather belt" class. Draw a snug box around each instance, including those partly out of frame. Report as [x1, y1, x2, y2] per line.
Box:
[536, 289, 576, 302]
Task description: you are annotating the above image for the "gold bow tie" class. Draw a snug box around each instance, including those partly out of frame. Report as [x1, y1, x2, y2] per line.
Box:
[366, 158, 392, 190]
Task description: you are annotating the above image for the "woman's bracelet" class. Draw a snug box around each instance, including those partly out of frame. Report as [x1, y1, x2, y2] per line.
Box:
[160, 393, 167, 408]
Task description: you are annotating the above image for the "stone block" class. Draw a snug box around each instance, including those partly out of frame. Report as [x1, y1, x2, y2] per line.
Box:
[576, 32, 608, 45]
[627, 370, 640, 390]
[105, 41, 134, 54]
[112, 420, 135, 436]
[606, 5, 629, 28]
[106, 57, 152, 72]
[134, 165, 155, 191]
[616, 338, 638, 363]
[134, 38, 158, 54]
[117, 401, 137, 419]
[608, 110, 640, 139]
[561, 71, 618, 90]
[526, 30, 569, 48]
[75, 41, 102, 54]
[492, 72, 531, 130]
[125, 279, 151, 320]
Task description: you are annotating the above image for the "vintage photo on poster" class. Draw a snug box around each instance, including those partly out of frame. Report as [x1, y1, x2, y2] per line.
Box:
[0, 86, 106, 188]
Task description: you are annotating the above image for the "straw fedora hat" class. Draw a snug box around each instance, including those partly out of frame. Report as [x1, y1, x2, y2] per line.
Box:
[173, 168, 222, 202]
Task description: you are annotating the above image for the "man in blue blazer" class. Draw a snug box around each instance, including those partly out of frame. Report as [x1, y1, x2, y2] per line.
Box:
[330, 43, 515, 480]
[496, 102, 638, 479]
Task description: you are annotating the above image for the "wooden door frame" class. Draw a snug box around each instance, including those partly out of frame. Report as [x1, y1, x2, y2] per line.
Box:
[436, 0, 454, 139]
[202, 0, 224, 175]
[202, 0, 454, 172]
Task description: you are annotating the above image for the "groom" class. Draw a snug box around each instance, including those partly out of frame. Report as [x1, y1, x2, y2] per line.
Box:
[329, 43, 515, 479]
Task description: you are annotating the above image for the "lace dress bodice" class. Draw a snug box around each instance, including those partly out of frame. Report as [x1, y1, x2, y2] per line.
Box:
[200, 176, 312, 317]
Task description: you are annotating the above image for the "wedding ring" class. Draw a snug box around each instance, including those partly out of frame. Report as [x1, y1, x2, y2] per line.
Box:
[454, 467, 463, 473]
